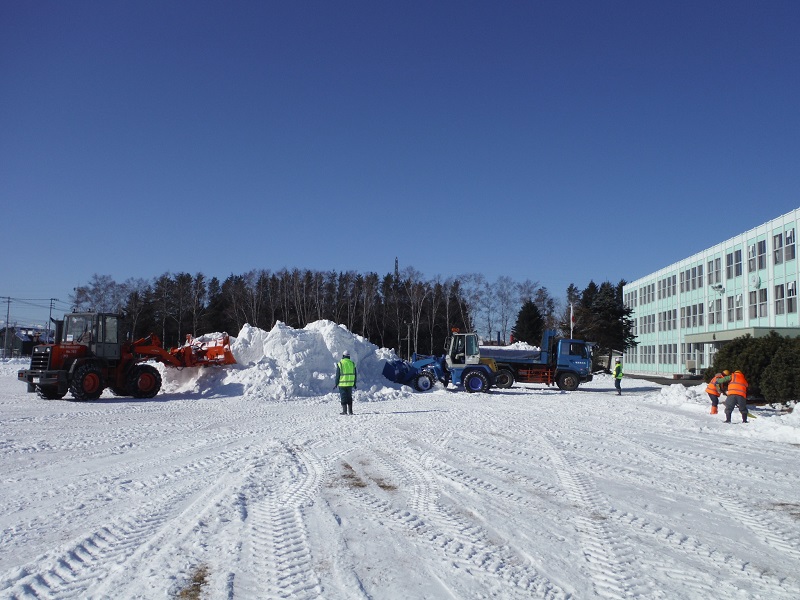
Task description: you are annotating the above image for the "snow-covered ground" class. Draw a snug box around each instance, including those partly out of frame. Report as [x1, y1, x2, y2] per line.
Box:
[1, 321, 799, 599]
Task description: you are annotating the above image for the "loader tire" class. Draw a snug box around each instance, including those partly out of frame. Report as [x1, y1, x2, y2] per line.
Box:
[128, 365, 162, 399]
[556, 372, 579, 391]
[70, 364, 104, 401]
[413, 372, 435, 392]
[494, 369, 514, 389]
[36, 385, 66, 400]
[463, 370, 489, 393]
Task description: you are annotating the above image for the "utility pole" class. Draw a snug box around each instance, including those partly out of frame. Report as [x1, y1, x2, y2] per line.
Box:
[2, 297, 9, 358]
[48, 298, 58, 342]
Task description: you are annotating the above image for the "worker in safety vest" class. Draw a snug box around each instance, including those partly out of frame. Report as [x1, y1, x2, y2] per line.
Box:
[705, 370, 728, 415]
[612, 359, 623, 395]
[716, 369, 749, 423]
[334, 351, 357, 415]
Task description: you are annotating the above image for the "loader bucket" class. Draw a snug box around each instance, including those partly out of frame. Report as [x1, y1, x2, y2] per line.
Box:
[382, 359, 412, 384]
[172, 333, 237, 367]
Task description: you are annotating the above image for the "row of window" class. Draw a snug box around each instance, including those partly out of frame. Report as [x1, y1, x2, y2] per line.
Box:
[626, 343, 710, 367]
[632, 282, 798, 335]
[629, 227, 797, 306]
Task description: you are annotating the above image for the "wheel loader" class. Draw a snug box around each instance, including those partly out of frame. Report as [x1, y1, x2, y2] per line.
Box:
[17, 312, 236, 401]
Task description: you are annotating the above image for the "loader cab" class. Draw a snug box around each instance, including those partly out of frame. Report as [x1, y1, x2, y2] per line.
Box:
[445, 332, 480, 368]
[62, 312, 121, 360]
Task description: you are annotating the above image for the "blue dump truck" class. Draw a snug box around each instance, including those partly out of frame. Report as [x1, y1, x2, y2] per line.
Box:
[480, 329, 593, 391]
[382, 329, 592, 393]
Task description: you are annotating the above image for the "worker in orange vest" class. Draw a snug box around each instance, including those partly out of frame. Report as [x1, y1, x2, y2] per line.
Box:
[705, 370, 728, 414]
[716, 369, 749, 423]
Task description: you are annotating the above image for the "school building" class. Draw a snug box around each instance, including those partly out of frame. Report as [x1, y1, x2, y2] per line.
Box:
[623, 207, 800, 377]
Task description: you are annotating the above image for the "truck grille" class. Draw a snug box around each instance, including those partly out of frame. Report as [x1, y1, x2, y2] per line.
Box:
[29, 348, 51, 371]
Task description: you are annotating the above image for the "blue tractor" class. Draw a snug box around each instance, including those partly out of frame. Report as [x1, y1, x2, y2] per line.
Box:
[382, 331, 498, 393]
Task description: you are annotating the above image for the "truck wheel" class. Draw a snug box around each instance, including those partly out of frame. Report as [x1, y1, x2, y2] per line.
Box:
[463, 370, 489, 393]
[413, 372, 435, 392]
[70, 364, 104, 401]
[494, 369, 514, 389]
[556, 372, 579, 391]
[36, 385, 66, 400]
[128, 365, 162, 398]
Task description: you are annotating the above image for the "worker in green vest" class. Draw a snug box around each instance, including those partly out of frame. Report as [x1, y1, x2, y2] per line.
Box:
[613, 358, 623, 395]
[334, 351, 357, 415]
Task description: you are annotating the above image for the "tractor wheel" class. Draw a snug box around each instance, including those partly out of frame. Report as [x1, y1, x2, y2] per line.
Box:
[413, 372, 435, 392]
[128, 365, 162, 399]
[556, 372, 580, 391]
[36, 385, 66, 400]
[70, 364, 104, 401]
[494, 369, 515, 389]
[463, 370, 490, 393]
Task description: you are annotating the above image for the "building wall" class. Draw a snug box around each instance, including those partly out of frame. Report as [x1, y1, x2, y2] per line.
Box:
[623, 208, 800, 376]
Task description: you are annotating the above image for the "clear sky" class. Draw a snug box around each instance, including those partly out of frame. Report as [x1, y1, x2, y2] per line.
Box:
[2, 1, 799, 326]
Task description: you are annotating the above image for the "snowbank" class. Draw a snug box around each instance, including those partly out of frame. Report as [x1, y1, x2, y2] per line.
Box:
[161, 320, 409, 402]
[638, 376, 800, 444]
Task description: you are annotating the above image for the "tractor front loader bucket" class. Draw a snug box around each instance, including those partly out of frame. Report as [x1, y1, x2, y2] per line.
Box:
[171, 333, 237, 367]
[382, 359, 412, 385]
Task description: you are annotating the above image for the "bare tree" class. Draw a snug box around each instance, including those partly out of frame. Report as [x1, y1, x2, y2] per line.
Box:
[402, 266, 430, 355]
[71, 274, 128, 312]
[494, 276, 516, 344]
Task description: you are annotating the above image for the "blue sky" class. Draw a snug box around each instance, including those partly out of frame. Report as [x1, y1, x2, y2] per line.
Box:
[2, 1, 799, 326]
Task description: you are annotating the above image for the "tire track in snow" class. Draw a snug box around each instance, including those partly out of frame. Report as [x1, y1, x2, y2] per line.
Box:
[232, 442, 327, 600]
[640, 440, 800, 564]
[539, 433, 643, 600]
[344, 440, 571, 600]
[0, 443, 254, 598]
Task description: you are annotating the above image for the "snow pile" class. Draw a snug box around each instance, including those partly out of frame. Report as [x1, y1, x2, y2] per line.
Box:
[482, 341, 539, 350]
[162, 320, 408, 401]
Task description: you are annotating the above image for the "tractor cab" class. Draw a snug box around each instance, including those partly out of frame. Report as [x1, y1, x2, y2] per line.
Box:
[445, 331, 481, 368]
[61, 312, 122, 360]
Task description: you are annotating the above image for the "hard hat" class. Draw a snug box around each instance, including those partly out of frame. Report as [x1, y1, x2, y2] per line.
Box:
[615, 358, 620, 363]
[723, 369, 730, 375]
[342, 351, 350, 358]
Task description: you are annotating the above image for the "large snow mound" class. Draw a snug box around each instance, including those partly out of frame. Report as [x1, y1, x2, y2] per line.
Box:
[160, 320, 408, 402]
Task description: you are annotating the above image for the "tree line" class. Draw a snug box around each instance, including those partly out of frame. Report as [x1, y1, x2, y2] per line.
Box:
[70, 268, 635, 360]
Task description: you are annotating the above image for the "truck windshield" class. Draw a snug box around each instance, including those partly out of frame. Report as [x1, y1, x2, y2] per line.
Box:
[64, 315, 95, 344]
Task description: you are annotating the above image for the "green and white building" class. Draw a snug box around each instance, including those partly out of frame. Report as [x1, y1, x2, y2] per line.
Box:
[623, 208, 800, 376]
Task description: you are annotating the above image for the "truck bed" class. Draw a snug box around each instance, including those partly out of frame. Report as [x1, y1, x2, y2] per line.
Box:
[479, 346, 543, 363]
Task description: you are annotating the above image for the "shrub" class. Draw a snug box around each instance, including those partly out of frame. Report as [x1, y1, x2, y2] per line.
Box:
[711, 331, 799, 402]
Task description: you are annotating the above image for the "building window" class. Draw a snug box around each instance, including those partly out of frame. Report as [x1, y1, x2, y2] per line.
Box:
[748, 243, 757, 273]
[758, 288, 767, 317]
[774, 233, 784, 265]
[786, 228, 796, 262]
[728, 295, 743, 322]
[734, 249, 742, 276]
[775, 284, 785, 315]
[789, 281, 797, 314]
[736, 294, 743, 320]
[749, 291, 757, 318]
[758, 240, 767, 269]
[726, 252, 733, 279]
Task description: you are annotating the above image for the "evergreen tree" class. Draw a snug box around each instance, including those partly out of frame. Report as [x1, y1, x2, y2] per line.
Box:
[511, 300, 544, 345]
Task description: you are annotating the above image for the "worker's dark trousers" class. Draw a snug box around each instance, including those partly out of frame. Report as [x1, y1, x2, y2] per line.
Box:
[724, 394, 747, 422]
[339, 386, 353, 414]
[708, 392, 720, 408]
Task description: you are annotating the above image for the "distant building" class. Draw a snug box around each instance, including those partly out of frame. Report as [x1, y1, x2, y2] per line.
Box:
[0, 327, 55, 358]
[623, 207, 800, 376]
